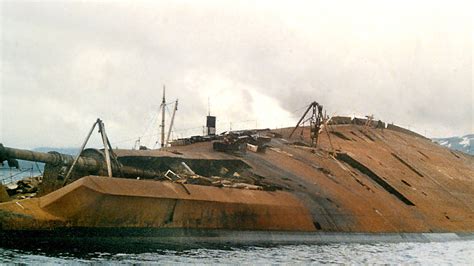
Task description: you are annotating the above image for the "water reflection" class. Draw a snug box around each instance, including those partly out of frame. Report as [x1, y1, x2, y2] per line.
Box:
[1, 240, 473, 264]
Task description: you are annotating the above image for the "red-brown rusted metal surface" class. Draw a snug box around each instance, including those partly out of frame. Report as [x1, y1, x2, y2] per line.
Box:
[0, 176, 315, 231]
[258, 124, 474, 232]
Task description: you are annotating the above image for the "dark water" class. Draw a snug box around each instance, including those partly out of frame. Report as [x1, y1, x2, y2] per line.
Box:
[1, 240, 473, 264]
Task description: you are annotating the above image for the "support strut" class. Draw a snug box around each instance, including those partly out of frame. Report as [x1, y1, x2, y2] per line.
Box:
[289, 101, 325, 147]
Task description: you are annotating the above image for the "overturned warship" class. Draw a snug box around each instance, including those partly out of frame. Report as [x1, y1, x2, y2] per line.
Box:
[0, 103, 473, 244]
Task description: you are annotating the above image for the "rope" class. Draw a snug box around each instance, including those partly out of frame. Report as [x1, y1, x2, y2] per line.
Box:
[35, 162, 43, 175]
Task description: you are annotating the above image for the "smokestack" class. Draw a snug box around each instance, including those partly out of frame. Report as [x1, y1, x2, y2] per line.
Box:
[206, 115, 216, 136]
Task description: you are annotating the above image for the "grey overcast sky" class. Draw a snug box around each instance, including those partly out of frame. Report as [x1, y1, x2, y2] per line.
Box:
[0, 0, 472, 149]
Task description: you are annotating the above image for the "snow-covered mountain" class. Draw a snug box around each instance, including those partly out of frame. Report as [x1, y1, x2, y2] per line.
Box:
[433, 134, 474, 155]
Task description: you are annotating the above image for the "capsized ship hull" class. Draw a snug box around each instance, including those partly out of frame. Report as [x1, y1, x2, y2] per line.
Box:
[1, 122, 473, 244]
[111, 124, 474, 233]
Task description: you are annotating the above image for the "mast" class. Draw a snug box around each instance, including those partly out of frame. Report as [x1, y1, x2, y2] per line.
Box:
[160, 85, 166, 148]
[165, 99, 178, 146]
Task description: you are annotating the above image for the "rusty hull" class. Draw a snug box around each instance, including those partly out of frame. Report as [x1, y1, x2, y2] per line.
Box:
[255, 125, 474, 232]
[0, 123, 473, 234]
[0, 176, 315, 232]
[112, 124, 473, 233]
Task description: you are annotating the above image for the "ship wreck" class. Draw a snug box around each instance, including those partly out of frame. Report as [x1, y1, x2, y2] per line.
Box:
[0, 101, 473, 245]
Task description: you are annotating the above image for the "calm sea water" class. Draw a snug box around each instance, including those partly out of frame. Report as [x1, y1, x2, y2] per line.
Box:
[1, 240, 473, 264]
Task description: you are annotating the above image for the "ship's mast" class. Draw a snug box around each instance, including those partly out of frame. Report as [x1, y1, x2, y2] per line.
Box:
[165, 99, 178, 146]
[160, 85, 166, 148]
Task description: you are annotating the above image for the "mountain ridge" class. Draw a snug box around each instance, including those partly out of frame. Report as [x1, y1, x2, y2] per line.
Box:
[433, 134, 473, 155]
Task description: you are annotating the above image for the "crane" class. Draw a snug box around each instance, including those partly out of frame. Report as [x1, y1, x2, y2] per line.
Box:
[289, 101, 324, 147]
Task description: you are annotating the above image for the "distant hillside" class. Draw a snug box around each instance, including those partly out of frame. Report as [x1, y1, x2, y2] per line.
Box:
[33, 147, 78, 155]
[433, 134, 474, 155]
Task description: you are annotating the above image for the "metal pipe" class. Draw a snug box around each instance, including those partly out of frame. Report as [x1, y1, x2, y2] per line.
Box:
[0, 144, 99, 171]
[0, 144, 161, 179]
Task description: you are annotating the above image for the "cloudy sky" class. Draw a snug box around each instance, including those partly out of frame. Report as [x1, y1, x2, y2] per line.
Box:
[1, 0, 472, 149]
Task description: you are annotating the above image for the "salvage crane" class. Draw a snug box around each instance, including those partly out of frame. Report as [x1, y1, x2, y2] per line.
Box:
[289, 101, 324, 147]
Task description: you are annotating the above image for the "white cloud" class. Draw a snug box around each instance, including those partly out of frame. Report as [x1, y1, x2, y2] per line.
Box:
[0, 0, 472, 149]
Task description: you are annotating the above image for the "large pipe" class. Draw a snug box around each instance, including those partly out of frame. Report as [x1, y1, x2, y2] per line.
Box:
[0, 144, 160, 179]
[0, 144, 100, 171]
